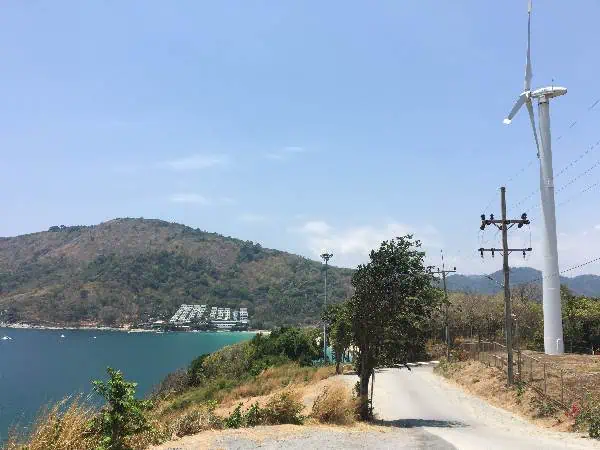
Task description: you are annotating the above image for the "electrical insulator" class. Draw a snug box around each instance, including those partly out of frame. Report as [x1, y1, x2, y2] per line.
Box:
[480, 214, 486, 221]
[479, 249, 484, 258]
[491, 249, 495, 258]
[522, 250, 526, 258]
[490, 214, 494, 221]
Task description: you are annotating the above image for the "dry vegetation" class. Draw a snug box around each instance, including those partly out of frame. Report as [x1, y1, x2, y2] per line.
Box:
[437, 360, 575, 432]
[2, 364, 355, 450]
[3, 397, 98, 450]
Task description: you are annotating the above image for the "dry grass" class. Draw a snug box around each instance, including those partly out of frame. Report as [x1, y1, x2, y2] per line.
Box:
[311, 383, 357, 425]
[439, 360, 574, 432]
[2, 397, 97, 450]
[221, 363, 335, 405]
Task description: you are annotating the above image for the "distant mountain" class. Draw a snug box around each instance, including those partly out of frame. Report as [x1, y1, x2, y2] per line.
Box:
[446, 267, 600, 297]
[0, 219, 353, 328]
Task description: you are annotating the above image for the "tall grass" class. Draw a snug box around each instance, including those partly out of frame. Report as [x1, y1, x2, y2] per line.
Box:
[311, 383, 357, 425]
[3, 397, 97, 450]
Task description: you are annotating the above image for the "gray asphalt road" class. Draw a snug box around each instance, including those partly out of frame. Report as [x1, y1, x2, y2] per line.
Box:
[367, 365, 599, 449]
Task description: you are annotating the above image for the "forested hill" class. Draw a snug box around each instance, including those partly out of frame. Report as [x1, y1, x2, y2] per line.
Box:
[445, 267, 600, 297]
[0, 219, 353, 328]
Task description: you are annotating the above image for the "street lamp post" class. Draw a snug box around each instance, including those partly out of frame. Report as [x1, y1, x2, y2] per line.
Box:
[320, 251, 333, 362]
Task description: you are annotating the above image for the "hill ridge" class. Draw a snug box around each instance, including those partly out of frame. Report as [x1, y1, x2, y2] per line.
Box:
[0, 218, 353, 328]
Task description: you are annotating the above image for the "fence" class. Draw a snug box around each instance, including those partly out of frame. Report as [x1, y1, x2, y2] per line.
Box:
[457, 341, 600, 411]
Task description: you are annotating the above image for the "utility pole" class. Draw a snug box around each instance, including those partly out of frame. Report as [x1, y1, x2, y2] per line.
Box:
[429, 255, 456, 360]
[479, 186, 531, 385]
[320, 251, 333, 363]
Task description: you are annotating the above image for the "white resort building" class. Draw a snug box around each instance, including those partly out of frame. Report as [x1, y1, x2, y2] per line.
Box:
[168, 304, 249, 330]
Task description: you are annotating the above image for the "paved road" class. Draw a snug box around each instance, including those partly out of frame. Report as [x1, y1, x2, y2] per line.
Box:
[368, 365, 599, 449]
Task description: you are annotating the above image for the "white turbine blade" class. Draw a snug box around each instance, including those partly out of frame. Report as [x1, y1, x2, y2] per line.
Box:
[503, 93, 526, 124]
[526, 98, 540, 156]
[525, 0, 533, 91]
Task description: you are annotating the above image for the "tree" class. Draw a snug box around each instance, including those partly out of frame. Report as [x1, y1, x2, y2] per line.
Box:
[322, 302, 352, 374]
[348, 236, 441, 419]
[92, 367, 152, 450]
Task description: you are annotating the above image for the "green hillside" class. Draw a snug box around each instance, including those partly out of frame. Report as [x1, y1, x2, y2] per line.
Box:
[0, 218, 353, 328]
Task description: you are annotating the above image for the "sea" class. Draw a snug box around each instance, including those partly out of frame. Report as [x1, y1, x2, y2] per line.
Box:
[0, 327, 255, 441]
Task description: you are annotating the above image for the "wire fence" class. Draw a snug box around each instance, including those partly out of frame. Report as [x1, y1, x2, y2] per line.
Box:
[457, 341, 600, 411]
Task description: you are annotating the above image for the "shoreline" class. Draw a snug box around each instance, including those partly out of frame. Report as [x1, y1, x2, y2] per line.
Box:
[0, 323, 269, 334]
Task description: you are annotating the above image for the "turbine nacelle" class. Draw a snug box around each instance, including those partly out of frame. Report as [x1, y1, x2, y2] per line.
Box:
[531, 86, 567, 99]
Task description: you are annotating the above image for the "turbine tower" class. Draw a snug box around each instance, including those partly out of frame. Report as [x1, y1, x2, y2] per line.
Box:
[503, 0, 565, 355]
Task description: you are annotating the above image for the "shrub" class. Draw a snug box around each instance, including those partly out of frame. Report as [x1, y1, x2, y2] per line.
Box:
[2, 397, 97, 450]
[224, 403, 244, 429]
[151, 369, 190, 399]
[170, 402, 222, 437]
[243, 402, 265, 427]
[529, 396, 558, 418]
[263, 390, 304, 425]
[91, 367, 152, 450]
[575, 396, 600, 440]
[311, 384, 356, 425]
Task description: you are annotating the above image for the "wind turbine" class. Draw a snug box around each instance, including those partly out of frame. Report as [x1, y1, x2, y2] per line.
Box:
[503, 0, 565, 355]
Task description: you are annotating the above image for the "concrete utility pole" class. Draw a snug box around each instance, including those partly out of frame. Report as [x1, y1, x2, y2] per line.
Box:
[429, 256, 456, 360]
[320, 251, 333, 362]
[479, 186, 531, 385]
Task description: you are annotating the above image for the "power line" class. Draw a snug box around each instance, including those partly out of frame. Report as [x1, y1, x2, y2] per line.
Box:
[523, 255, 600, 285]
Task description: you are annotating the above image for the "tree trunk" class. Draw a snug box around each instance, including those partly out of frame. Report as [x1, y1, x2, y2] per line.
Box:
[358, 349, 371, 420]
[335, 360, 341, 374]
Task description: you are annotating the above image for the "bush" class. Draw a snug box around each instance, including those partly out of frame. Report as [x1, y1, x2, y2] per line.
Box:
[575, 396, 600, 440]
[529, 396, 558, 418]
[151, 369, 190, 399]
[224, 403, 244, 429]
[243, 402, 265, 427]
[91, 367, 152, 450]
[311, 384, 356, 425]
[263, 390, 304, 425]
[3, 397, 97, 450]
[171, 402, 221, 437]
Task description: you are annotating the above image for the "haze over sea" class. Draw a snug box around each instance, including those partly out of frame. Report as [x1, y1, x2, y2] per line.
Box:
[0, 328, 254, 441]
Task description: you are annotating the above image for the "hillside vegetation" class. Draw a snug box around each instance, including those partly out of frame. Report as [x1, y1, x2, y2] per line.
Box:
[0, 218, 353, 327]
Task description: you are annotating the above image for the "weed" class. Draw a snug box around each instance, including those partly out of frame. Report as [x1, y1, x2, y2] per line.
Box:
[529, 396, 558, 418]
[263, 390, 304, 425]
[2, 397, 97, 450]
[311, 384, 357, 425]
[170, 403, 222, 437]
[514, 381, 526, 404]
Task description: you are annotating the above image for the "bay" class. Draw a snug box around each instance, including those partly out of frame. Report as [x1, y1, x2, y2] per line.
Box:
[0, 327, 255, 441]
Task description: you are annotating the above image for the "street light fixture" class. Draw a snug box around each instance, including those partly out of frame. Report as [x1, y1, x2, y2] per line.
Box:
[320, 250, 333, 362]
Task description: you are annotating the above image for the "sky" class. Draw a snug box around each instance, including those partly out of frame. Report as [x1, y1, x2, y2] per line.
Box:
[2, 1, 600, 276]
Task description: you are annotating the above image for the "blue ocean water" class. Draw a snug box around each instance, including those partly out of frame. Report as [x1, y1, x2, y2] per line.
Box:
[0, 328, 254, 440]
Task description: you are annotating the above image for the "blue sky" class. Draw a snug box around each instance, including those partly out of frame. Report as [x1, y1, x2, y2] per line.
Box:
[2, 1, 600, 275]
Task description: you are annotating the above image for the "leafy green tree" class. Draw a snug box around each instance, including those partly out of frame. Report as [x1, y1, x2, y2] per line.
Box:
[92, 367, 152, 450]
[322, 302, 353, 374]
[348, 236, 441, 419]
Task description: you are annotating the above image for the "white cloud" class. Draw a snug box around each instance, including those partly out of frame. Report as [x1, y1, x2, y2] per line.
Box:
[163, 154, 228, 171]
[292, 220, 441, 268]
[168, 193, 210, 204]
[265, 146, 307, 161]
[239, 213, 268, 223]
